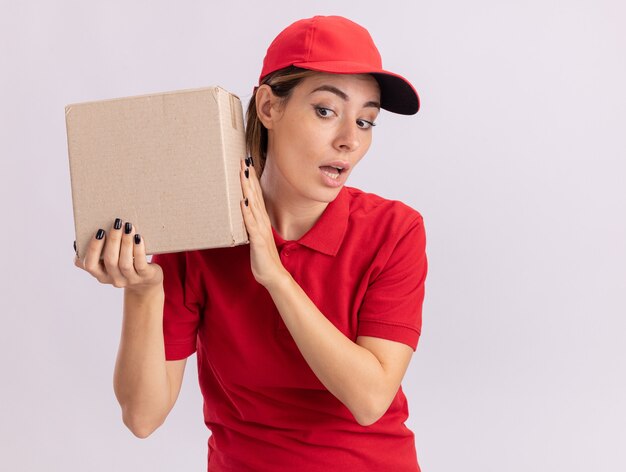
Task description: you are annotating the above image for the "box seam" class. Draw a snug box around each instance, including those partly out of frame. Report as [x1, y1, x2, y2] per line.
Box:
[214, 87, 237, 246]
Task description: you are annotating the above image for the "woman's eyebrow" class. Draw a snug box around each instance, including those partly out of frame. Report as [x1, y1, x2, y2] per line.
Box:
[309, 85, 381, 109]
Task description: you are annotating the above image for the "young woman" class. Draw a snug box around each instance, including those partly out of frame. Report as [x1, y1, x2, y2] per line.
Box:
[75, 15, 428, 472]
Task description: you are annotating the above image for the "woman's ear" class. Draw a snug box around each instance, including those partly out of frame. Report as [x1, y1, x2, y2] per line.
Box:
[255, 84, 278, 129]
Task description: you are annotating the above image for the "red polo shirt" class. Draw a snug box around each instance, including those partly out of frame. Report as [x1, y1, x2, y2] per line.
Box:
[151, 186, 428, 472]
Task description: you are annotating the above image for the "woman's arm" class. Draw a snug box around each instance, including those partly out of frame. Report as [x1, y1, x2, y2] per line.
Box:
[240, 160, 414, 426]
[114, 285, 187, 437]
[74, 220, 187, 438]
[267, 273, 414, 426]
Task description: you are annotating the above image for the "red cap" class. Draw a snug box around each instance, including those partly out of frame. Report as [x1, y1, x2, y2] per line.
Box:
[259, 15, 420, 115]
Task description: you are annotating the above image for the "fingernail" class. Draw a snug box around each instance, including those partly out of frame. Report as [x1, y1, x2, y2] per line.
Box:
[125, 222, 132, 234]
[96, 229, 105, 240]
[245, 168, 249, 179]
[245, 157, 251, 167]
[73, 240, 77, 253]
[244, 198, 249, 207]
[114, 218, 122, 230]
[250, 156, 254, 166]
[134, 234, 141, 244]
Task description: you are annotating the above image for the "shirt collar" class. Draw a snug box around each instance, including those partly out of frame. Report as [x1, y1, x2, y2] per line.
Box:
[271, 186, 350, 257]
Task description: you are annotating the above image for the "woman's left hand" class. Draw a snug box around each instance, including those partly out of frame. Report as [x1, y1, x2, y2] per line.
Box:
[240, 157, 287, 288]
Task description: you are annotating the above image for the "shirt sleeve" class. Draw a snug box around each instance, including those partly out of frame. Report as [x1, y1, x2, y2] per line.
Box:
[357, 216, 428, 351]
[150, 251, 202, 360]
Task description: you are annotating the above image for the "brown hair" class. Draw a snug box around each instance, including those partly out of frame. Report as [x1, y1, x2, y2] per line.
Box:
[245, 66, 319, 176]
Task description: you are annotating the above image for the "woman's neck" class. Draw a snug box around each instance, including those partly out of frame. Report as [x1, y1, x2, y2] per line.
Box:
[259, 165, 329, 242]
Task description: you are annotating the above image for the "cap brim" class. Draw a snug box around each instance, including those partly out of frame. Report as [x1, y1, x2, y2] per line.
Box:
[292, 61, 420, 115]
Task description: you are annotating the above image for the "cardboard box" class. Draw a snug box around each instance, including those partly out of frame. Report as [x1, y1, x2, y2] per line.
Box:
[65, 86, 249, 259]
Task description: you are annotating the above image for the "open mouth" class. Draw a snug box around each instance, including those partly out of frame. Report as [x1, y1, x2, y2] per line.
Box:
[319, 165, 344, 180]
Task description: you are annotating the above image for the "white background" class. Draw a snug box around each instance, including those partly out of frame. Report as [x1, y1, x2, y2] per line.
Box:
[1, 1, 624, 470]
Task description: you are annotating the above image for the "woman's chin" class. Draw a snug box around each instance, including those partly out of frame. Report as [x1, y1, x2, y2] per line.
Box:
[308, 185, 344, 204]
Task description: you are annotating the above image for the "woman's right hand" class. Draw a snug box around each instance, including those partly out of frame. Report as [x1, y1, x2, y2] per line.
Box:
[74, 218, 163, 293]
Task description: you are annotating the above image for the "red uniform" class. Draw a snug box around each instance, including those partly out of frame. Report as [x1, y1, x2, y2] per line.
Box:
[151, 186, 428, 471]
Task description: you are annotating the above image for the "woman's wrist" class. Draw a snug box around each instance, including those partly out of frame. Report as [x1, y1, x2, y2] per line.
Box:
[263, 267, 293, 294]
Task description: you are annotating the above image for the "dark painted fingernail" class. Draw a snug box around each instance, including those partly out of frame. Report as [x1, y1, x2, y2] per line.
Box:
[125, 222, 132, 234]
[244, 198, 249, 207]
[114, 218, 122, 230]
[134, 234, 141, 244]
[249, 156, 254, 166]
[245, 157, 251, 167]
[245, 168, 249, 179]
[96, 229, 105, 240]
[73, 240, 77, 253]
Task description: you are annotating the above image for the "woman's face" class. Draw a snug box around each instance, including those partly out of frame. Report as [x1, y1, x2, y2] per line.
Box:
[260, 72, 381, 204]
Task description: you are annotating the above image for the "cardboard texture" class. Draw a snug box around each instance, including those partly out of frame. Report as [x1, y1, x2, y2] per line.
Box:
[65, 86, 249, 259]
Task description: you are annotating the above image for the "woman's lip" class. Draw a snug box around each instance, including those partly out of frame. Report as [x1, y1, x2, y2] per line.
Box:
[319, 160, 351, 171]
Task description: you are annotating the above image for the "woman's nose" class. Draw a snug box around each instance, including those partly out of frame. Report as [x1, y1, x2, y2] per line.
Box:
[333, 119, 360, 152]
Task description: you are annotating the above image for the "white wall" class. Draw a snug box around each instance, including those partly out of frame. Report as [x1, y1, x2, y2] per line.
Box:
[1, 1, 624, 470]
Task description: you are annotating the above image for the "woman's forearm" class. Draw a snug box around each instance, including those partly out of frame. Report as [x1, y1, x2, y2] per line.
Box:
[113, 285, 171, 437]
[265, 271, 391, 426]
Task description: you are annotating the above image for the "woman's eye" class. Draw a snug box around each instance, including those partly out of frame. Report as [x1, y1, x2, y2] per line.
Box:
[315, 107, 333, 118]
[356, 119, 377, 129]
